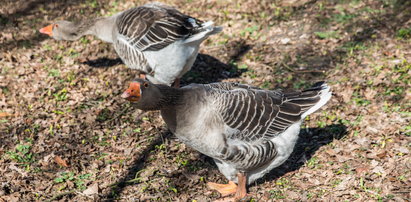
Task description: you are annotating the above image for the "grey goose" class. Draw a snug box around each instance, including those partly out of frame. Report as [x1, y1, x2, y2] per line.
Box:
[39, 2, 222, 87]
[121, 79, 332, 199]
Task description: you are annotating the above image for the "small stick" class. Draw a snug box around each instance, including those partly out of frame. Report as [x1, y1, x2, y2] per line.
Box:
[107, 105, 131, 123]
[280, 61, 325, 73]
[45, 190, 76, 202]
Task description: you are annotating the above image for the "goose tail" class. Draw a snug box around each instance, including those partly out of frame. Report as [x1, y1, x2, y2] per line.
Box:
[300, 82, 332, 118]
[200, 21, 223, 35]
[184, 20, 223, 44]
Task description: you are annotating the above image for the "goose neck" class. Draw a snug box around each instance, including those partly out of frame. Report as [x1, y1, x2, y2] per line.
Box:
[156, 85, 185, 109]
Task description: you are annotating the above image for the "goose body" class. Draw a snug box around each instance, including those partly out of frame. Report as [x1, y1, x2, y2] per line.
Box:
[122, 80, 332, 198]
[40, 3, 222, 86]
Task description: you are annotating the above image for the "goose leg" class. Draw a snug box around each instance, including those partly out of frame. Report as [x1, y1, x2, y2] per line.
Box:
[207, 172, 248, 199]
[172, 78, 180, 88]
[235, 172, 247, 199]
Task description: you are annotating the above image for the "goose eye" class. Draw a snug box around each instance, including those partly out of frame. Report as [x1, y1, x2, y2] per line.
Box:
[54, 24, 59, 28]
[143, 82, 149, 88]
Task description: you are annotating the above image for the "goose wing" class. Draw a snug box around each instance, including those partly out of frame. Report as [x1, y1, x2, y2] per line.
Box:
[116, 3, 200, 52]
[208, 82, 327, 141]
[205, 82, 328, 170]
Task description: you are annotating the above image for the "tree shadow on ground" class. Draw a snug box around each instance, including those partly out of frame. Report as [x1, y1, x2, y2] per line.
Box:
[104, 127, 172, 201]
[281, 0, 411, 73]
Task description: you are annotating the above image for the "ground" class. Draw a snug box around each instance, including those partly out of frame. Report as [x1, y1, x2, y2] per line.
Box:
[0, 0, 410, 201]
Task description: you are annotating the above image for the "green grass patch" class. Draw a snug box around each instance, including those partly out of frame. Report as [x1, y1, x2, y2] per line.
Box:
[401, 125, 411, 136]
[53, 88, 68, 101]
[240, 25, 261, 39]
[340, 41, 367, 56]
[259, 81, 272, 89]
[397, 27, 411, 39]
[48, 69, 60, 77]
[4, 141, 35, 169]
[306, 157, 320, 168]
[352, 91, 371, 106]
[96, 108, 112, 122]
[54, 172, 92, 190]
[333, 12, 357, 23]
[314, 31, 340, 39]
[269, 189, 286, 199]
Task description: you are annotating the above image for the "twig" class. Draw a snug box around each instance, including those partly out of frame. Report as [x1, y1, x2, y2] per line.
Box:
[107, 177, 142, 187]
[392, 190, 410, 193]
[107, 105, 131, 123]
[45, 190, 76, 202]
[280, 61, 325, 73]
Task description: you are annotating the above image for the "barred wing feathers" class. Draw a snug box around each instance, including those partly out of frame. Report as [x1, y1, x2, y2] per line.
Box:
[116, 3, 201, 52]
[208, 82, 329, 141]
[205, 82, 330, 170]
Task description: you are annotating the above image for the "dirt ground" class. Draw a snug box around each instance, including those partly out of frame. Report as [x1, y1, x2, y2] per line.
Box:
[0, 0, 410, 201]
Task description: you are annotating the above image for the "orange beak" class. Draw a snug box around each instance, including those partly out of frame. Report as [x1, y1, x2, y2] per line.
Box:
[122, 82, 141, 102]
[39, 24, 54, 36]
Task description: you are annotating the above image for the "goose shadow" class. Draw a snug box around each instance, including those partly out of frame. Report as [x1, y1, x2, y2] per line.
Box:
[182, 40, 252, 84]
[81, 57, 123, 68]
[258, 123, 348, 183]
[180, 53, 247, 85]
[82, 52, 248, 81]
[82, 39, 251, 82]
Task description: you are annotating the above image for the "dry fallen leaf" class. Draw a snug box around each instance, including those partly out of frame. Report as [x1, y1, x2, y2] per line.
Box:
[376, 151, 388, 159]
[9, 164, 28, 177]
[54, 156, 68, 167]
[355, 166, 370, 176]
[83, 183, 99, 195]
[0, 112, 14, 118]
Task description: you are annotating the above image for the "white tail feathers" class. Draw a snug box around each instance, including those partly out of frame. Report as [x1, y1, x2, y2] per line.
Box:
[301, 83, 332, 119]
[184, 21, 223, 44]
[209, 25, 223, 35]
[201, 21, 223, 34]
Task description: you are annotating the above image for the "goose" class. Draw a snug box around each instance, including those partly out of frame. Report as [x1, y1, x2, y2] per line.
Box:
[121, 79, 332, 199]
[39, 2, 222, 87]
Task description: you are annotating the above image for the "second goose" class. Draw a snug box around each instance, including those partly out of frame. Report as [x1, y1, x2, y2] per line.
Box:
[39, 2, 222, 87]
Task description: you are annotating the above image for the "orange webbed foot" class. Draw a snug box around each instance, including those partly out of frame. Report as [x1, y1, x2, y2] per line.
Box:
[207, 181, 237, 196]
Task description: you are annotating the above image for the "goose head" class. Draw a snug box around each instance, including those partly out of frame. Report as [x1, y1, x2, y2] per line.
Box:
[39, 21, 84, 41]
[122, 79, 171, 110]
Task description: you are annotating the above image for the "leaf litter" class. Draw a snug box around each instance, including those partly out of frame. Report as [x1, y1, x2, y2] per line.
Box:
[0, 0, 410, 201]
